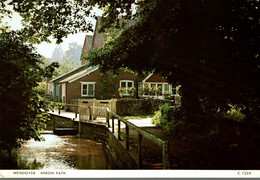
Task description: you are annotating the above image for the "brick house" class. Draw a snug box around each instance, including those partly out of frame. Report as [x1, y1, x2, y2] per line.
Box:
[47, 18, 177, 103]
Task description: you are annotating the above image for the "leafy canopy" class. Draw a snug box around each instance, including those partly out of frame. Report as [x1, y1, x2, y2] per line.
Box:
[86, 0, 260, 127]
[0, 0, 138, 43]
[0, 29, 59, 152]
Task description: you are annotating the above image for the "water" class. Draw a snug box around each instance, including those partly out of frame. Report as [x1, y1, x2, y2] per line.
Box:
[19, 134, 113, 170]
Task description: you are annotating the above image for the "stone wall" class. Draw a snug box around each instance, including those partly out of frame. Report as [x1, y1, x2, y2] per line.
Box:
[107, 130, 138, 169]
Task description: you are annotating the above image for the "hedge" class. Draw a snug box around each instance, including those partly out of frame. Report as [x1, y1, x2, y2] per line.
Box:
[116, 98, 172, 116]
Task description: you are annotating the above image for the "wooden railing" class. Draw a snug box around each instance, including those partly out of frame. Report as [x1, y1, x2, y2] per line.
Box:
[87, 106, 171, 169]
[49, 102, 171, 169]
[64, 103, 79, 118]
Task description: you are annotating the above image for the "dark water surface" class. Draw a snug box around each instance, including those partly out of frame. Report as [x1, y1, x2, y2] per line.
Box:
[19, 134, 113, 170]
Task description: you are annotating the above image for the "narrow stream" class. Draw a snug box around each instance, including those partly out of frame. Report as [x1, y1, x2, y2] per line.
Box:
[19, 133, 114, 169]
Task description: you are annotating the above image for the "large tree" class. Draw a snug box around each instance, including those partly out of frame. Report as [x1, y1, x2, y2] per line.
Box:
[0, 29, 58, 152]
[86, 0, 260, 131]
[63, 42, 82, 63]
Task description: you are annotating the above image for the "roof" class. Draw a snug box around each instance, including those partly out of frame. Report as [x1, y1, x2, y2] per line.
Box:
[59, 66, 99, 83]
[49, 64, 87, 83]
[142, 70, 155, 83]
[83, 35, 93, 52]
[91, 17, 137, 49]
[142, 73, 154, 83]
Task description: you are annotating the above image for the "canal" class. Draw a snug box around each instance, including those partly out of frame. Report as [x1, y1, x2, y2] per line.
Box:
[18, 133, 115, 170]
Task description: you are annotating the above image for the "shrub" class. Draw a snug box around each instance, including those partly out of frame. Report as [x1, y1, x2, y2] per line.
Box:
[118, 87, 126, 97]
[152, 103, 185, 135]
[116, 98, 171, 115]
[224, 104, 246, 122]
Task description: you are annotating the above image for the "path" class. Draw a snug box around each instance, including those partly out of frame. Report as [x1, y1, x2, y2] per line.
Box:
[49, 110, 155, 127]
[49, 110, 79, 120]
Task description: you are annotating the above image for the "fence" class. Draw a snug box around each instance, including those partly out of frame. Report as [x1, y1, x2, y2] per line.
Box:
[85, 106, 170, 169]
[78, 99, 117, 121]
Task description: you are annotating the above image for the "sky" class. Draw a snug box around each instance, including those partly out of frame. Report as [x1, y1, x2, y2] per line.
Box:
[2, 5, 102, 59]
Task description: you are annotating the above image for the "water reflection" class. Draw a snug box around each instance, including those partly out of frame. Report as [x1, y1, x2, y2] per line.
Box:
[19, 134, 112, 170]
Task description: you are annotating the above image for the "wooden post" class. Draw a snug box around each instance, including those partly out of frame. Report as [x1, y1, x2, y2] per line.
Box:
[75, 106, 77, 118]
[93, 99, 97, 119]
[53, 116, 56, 130]
[118, 120, 121, 140]
[78, 103, 81, 122]
[89, 107, 92, 120]
[162, 141, 171, 169]
[138, 133, 143, 169]
[112, 116, 115, 133]
[58, 108, 61, 114]
[126, 125, 129, 151]
[78, 115, 81, 137]
[106, 111, 110, 127]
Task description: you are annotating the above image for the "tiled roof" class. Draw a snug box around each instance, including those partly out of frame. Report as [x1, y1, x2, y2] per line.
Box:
[49, 65, 87, 83]
[59, 66, 99, 83]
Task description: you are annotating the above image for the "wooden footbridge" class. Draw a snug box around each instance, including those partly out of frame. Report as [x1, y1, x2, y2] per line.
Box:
[48, 103, 170, 169]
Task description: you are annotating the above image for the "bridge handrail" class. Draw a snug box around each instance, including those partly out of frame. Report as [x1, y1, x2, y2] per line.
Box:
[88, 106, 170, 169]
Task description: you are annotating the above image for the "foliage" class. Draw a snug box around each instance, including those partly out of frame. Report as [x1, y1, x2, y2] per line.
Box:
[138, 84, 165, 98]
[118, 87, 126, 97]
[2, 0, 259, 138]
[0, 149, 43, 169]
[116, 98, 171, 116]
[155, 86, 162, 96]
[1, 0, 140, 44]
[1, 0, 95, 44]
[118, 86, 136, 98]
[152, 104, 185, 135]
[85, 0, 260, 132]
[36, 81, 53, 101]
[163, 91, 171, 99]
[128, 87, 136, 97]
[123, 114, 154, 120]
[47, 101, 65, 112]
[51, 58, 80, 79]
[224, 104, 246, 122]
[63, 42, 82, 63]
[98, 72, 117, 99]
[0, 30, 58, 152]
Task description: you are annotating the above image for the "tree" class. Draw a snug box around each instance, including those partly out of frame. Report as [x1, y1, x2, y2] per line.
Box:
[86, 0, 260, 132]
[51, 45, 64, 61]
[63, 42, 82, 63]
[0, 29, 58, 153]
[51, 59, 80, 79]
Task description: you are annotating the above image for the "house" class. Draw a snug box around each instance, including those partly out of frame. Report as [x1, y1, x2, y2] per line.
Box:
[47, 18, 177, 103]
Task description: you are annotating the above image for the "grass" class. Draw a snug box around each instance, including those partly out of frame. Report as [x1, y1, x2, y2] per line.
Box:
[123, 114, 155, 120]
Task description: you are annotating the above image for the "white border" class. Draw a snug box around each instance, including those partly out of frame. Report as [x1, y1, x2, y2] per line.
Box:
[1, 170, 260, 178]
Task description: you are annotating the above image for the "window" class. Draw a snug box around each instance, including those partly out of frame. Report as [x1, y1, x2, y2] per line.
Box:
[164, 84, 169, 92]
[81, 82, 95, 97]
[120, 80, 133, 88]
[120, 80, 134, 95]
[138, 82, 174, 98]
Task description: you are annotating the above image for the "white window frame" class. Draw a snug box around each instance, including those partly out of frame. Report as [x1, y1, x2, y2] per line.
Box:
[120, 80, 134, 96]
[139, 82, 175, 99]
[81, 82, 96, 97]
